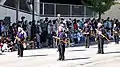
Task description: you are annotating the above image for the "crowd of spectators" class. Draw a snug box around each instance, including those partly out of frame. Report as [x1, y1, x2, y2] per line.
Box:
[0, 16, 120, 53]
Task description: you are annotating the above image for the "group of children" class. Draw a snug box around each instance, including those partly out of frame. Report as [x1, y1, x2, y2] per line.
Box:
[0, 34, 37, 54]
[0, 35, 14, 53]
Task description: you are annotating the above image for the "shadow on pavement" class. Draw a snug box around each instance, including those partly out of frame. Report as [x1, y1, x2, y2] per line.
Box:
[68, 50, 86, 52]
[0, 53, 5, 55]
[105, 51, 120, 54]
[24, 54, 48, 57]
[65, 57, 90, 61]
[80, 61, 93, 66]
[91, 46, 108, 48]
[72, 40, 114, 48]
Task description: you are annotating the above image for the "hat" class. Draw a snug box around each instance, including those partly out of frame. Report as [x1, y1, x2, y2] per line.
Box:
[18, 27, 23, 32]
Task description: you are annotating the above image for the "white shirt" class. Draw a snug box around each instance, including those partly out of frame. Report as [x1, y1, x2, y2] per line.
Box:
[2, 43, 8, 51]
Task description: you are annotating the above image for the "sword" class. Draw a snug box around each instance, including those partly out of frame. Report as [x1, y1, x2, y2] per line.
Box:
[96, 29, 110, 41]
[53, 36, 69, 44]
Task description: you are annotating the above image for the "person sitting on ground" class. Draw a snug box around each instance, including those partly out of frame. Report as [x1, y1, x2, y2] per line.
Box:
[6, 35, 14, 52]
[2, 39, 9, 52]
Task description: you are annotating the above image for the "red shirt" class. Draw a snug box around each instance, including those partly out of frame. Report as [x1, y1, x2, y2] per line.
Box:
[74, 24, 78, 30]
[0, 43, 3, 48]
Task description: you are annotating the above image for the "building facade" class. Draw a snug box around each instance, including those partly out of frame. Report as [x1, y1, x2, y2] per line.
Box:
[0, 0, 95, 22]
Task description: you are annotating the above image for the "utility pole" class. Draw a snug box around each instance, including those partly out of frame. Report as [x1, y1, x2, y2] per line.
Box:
[56, 14, 61, 46]
[31, 0, 36, 40]
[16, 0, 20, 23]
[32, 0, 35, 22]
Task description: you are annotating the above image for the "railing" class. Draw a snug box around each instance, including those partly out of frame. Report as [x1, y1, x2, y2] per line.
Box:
[39, 2, 95, 17]
[0, 2, 96, 17]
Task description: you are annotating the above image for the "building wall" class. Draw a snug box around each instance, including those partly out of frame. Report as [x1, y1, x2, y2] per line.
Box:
[0, 0, 95, 23]
[115, 0, 120, 3]
[102, 4, 120, 19]
[0, 5, 39, 23]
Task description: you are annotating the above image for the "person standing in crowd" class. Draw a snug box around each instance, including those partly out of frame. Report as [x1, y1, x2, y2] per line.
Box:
[82, 21, 91, 48]
[1, 21, 6, 36]
[35, 21, 42, 48]
[13, 23, 17, 39]
[21, 16, 25, 26]
[41, 17, 49, 47]
[57, 23, 67, 61]
[104, 17, 112, 31]
[22, 20, 28, 31]
[36, 31, 41, 49]
[31, 20, 36, 40]
[113, 24, 119, 44]
[73, 19, 78, 32]
[47, 20, 54, 48]
[68, 18, 74, 32]
[72, 19, 79, 44]
[114, 19, 120, 29]
[27, 21, 32, 40]
[96, 23, 106, 54]
[52, 20, 57, 48]
[78, 18, 84, 30]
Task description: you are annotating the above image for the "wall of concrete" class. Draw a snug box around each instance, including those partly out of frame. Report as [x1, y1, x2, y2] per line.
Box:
[101, 4, 120, 19]
[0, 5, 93, 23]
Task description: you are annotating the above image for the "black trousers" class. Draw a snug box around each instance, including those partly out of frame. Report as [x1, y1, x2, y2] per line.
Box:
[18, 43, 24, 57]
[114, 34, 119, 44]
[85, 36, 90, 48]
[37, 42, 40, 49]
[74, 38, 78, 44]
[58, 44, 65, 60]
[41, 31, 47, 43]
[48, 34, 53, 47]
[98, 38, 104, 54]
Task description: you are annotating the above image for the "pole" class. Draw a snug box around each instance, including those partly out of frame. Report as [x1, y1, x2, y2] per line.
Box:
[39, 0, 40, 19]
[56, 14, 60, 46]
[84, 6, 86, 20]
[54, 4, 56, 17]
[37, 0, 40, 20]
[32, 0, 35, 22]
[16, 0, 19, 23]
[70, 5, 72, 17]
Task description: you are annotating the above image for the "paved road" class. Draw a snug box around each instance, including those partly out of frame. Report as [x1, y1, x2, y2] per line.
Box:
[0, 42, 120, 67]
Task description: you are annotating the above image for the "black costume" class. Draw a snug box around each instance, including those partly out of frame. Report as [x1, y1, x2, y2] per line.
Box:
[57, 31, 66, 61]
[16, 30, 25, 57]
[82, 23, 90, 48]
[96, 26, 106, 54]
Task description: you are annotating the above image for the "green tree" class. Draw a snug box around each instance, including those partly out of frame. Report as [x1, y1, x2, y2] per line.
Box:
[81, 0, 115, 19]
